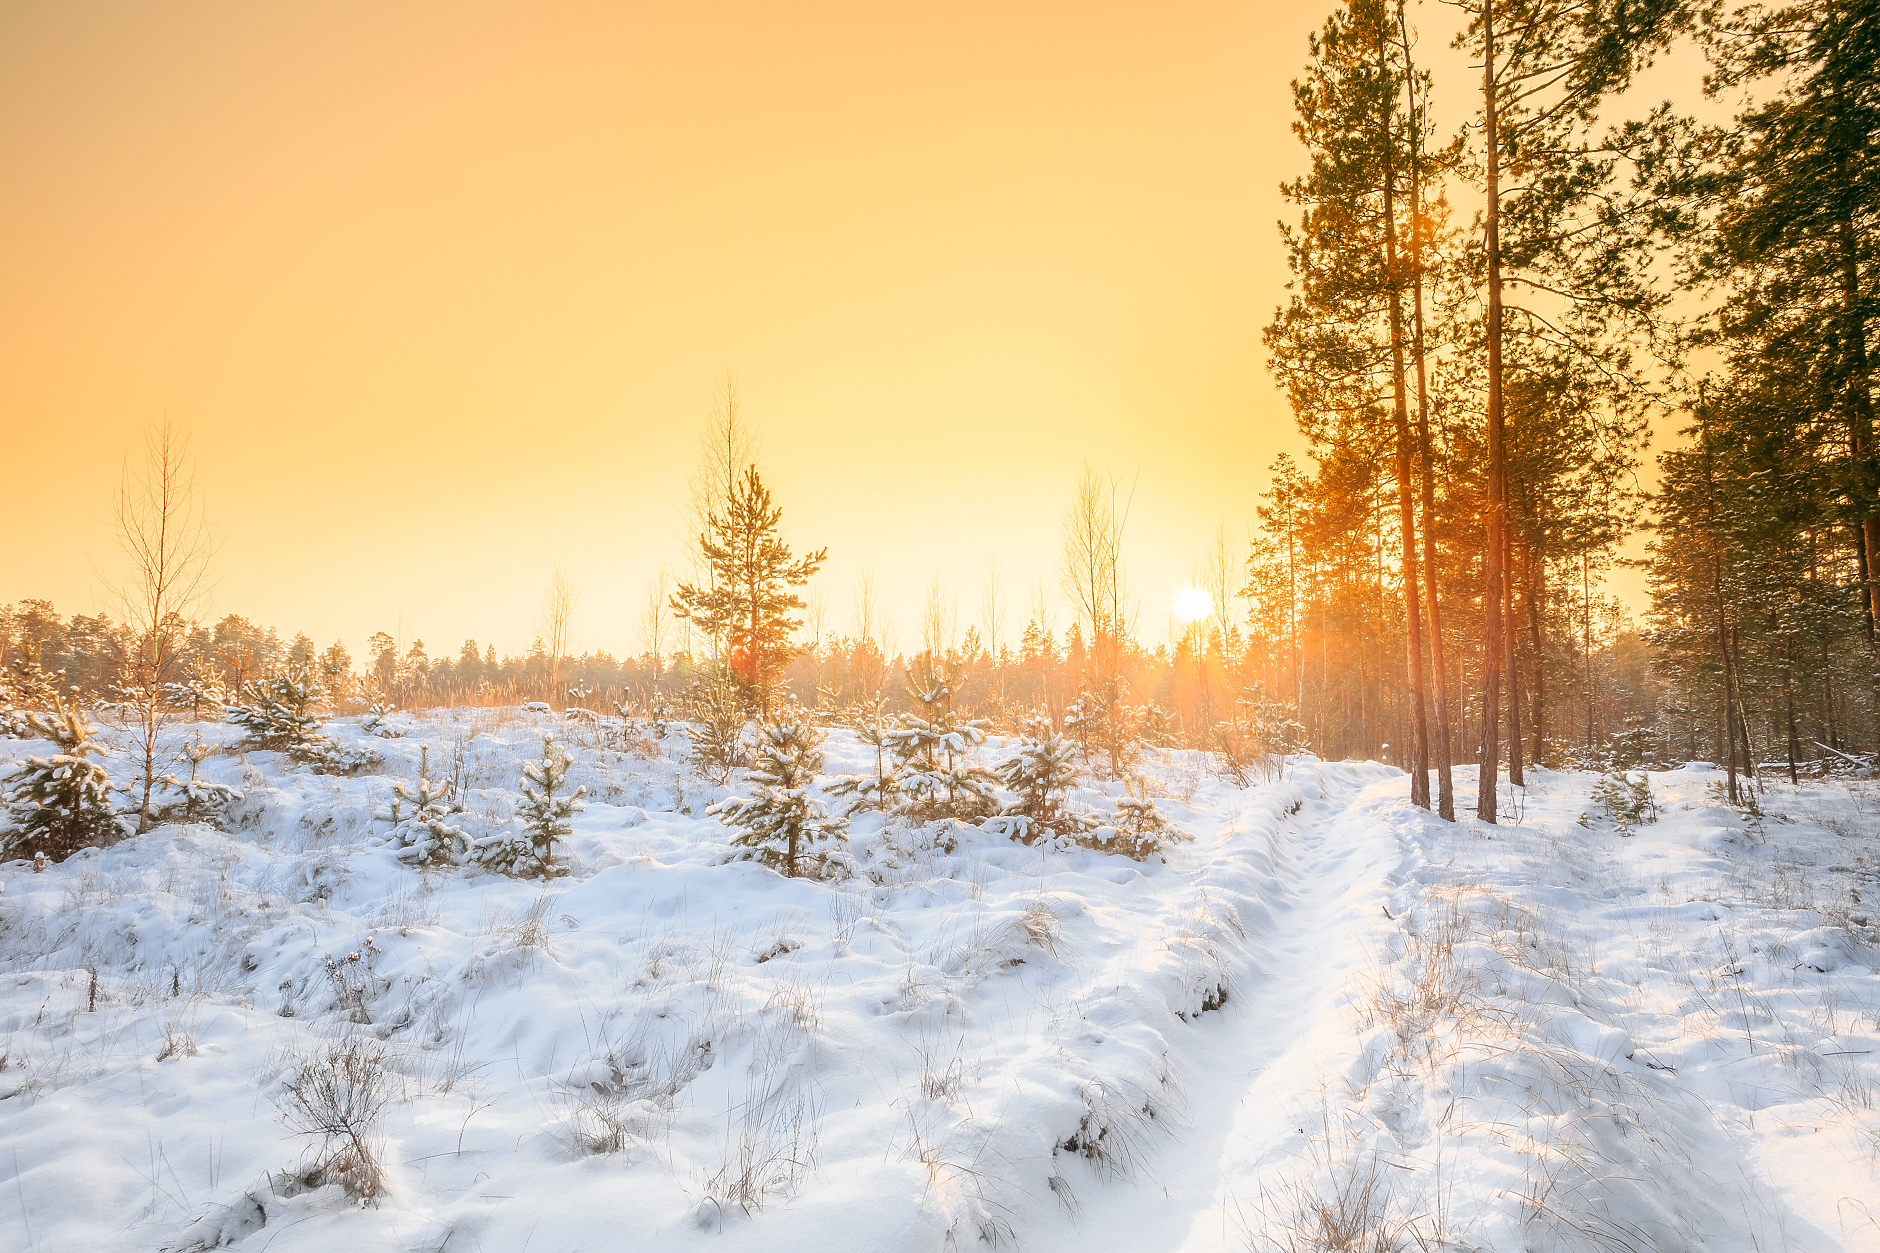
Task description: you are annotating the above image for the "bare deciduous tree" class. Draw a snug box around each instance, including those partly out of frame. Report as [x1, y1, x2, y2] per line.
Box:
[1059, 462, 1135, 679]
[1200, 522, 1240, 652]
[980, 559, 1007, 700]
[539, 566, 578, 701]
[637, 566, 672, 678]
[113, 421, 216, 832]
[919, 574, 956, 660]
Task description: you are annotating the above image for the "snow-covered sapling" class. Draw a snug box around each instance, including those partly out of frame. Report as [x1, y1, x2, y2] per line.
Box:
[360, 702, 402, 739]
[828, 692, 898, 812]
[993, 716, 1085, 844]
[146, 732, 243, 824]
[2, 692, 121, 863]
[163, 655, 226, 721]
[379, 746, 468, 865]
[886, 658, 997, 818]
[687, 682, 748, 783]
[1591, 770, 1658, 835]
[1087, 776, 1185, 861]
[474, 734, 585, 876]
[711, 716, 849, 878]
[227, 665, 375, 773]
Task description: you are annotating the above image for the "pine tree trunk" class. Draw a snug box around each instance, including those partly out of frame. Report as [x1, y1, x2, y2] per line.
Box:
[1476, 0, 1506, 823]
[1840, 213, 1880, 643]
[1527, 546, 1546, 766]
[1506, 531, 1525, 787]
[1379, 38, 1431, 809]
[1403, 19, 1454, 820]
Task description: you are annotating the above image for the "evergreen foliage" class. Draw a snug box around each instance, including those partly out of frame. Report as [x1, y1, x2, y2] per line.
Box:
[885, 657, 997, 818]
[2, 693, 120, 862]
[154, 733, 243, 823]
[1064, 674, 1147, 780]
[992, 716, 1086, 844]
[360, 702, 401, 738]
[1093, 777, 1185, 862]
[379, 746, 468, 866]
[827, 693, 897, 811]
[685, 681, 749, 784]
[710, 716, 849, 878]
[670, 465, 827, 717]
[163, 655, 225, 720]
[473, 734, 585, 876]
[1589, 769, 1658, 835]
[227, 665, 374, 773]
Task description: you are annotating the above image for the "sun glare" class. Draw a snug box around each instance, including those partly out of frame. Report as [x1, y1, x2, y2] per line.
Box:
[1173, 586, 1212, 623]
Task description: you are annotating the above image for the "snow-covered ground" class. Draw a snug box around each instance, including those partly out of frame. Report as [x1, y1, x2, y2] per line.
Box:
[1, 709, 1877, 1251]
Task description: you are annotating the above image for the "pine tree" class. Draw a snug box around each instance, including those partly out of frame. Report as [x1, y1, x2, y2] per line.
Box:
[686, 680, 749, 783]
[159, 733, 243, 822]
[474, 734, 585, 875]
[710, 716, 849, 878]
[2, 692, 120, 862]
[670, 465, 827, 718]
[379, 745, 468, 866]
[1096, 777, 1185, 862]
[994, 716, 1084, 843]
[827, 692, 898, 811]
[227, 665, 373, 773]
[163, 654, 225, 720]
[886, 656, 998, 817]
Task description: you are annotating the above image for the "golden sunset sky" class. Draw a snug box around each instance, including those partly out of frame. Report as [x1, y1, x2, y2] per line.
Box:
[2, 0, 1669, 660]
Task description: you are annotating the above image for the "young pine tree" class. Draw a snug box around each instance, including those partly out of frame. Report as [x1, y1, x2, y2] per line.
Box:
[711, 716, 849, 878]
[995, 715, 1084, 844]
[227, 665, 372, 773]
[886, 656, 999, 817]
[483, 734, 586, 875]
[827, 692, 897, 811]
[670, 465, 827, 718]
[379, 745, 467, 866]
[2, 693, 120, 862]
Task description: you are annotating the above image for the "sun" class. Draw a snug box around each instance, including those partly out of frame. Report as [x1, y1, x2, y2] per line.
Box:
[1173, 586, 1212, 624]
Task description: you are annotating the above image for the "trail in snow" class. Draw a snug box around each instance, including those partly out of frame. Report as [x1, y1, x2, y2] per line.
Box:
[1027, 764, 1403, 1253]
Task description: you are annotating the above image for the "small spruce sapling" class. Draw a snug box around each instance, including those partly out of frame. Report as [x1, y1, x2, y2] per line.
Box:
[163, 655, 225, 721]
[474, 734, 585, 876]
[828, 692, 898, 811]
[687, 681, 749, 783]
[147, 733, 243, 824]
[711, 716, 849, 878]
[1591, 770, 1658, 835]
[885, 657, 998, 817]
[379, 746, 468, 865]
[360, 702, 402, 739]
[2, 692, 121, 862]
[993, 716, 1085, 844]
[1088, 777, 1185, 861]
[227, 665, 375, 773]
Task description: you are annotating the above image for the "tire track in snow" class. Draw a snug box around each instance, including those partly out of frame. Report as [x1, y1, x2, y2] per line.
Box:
[1026, 762, 1405, 1253]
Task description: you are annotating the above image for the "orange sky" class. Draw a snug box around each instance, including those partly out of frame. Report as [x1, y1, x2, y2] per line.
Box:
[2, 0, 1665, 660]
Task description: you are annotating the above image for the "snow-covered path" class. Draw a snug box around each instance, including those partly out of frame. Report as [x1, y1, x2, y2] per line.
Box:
[1030, 766, 1404, 1253]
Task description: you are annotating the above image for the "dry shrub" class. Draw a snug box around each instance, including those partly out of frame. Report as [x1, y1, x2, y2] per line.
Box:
[272, 1034, 394, 1204]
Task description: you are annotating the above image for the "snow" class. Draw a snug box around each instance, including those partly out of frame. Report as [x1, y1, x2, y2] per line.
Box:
[2, 709, 1877, 1251]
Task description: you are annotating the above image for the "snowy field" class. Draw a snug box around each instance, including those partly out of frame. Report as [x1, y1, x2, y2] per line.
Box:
[2, 709, 1878, 1252]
